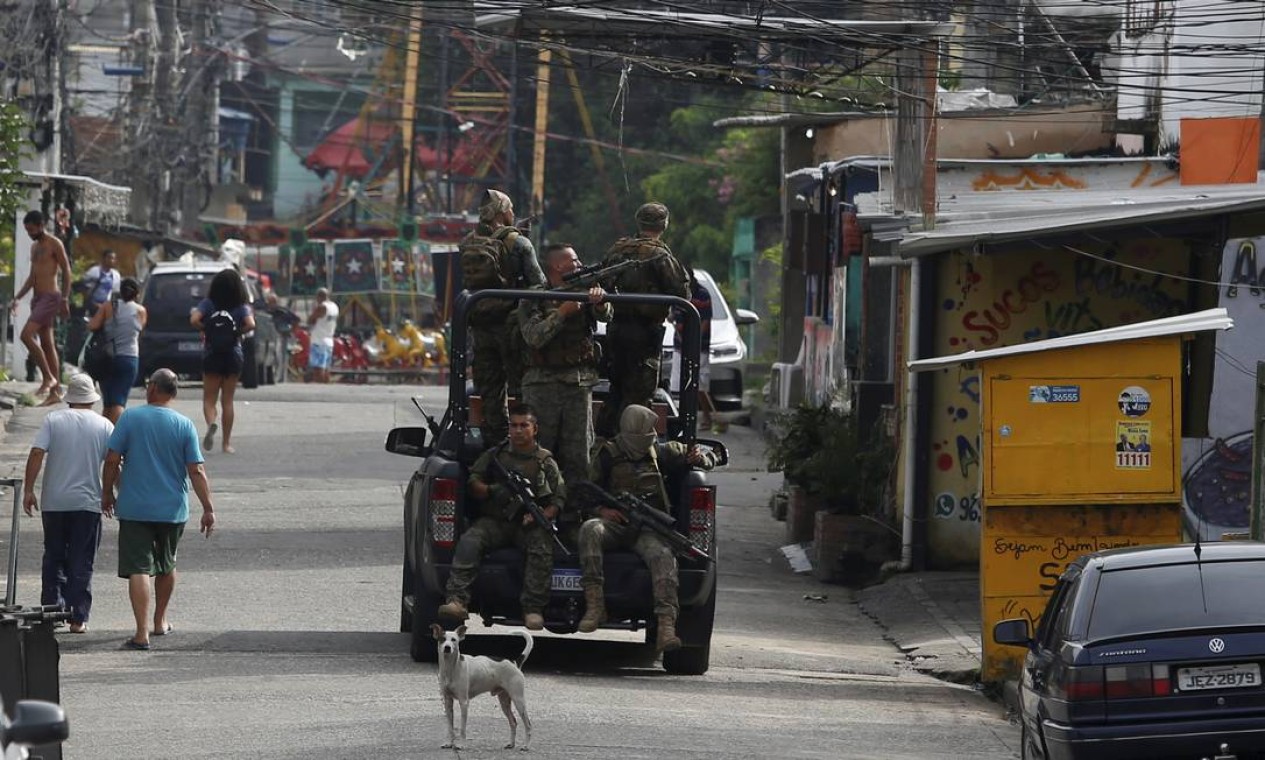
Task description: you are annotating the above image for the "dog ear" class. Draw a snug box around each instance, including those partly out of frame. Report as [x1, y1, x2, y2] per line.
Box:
[455, 625, 467, 640]
[431, 623, 444, 641]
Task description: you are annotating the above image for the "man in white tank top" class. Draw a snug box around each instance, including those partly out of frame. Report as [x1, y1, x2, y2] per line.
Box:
[306, 288, 339, 383]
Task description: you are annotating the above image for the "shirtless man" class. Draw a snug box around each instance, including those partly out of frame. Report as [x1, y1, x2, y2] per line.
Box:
[14, 210, 72, 404]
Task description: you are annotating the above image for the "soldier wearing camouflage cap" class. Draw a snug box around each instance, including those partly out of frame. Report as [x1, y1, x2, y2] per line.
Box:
[593, 202, 689, 438]
[459, 189, 546, 446]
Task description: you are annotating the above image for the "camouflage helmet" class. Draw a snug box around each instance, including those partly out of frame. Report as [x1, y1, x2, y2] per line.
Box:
[635, 202, 669, 231]
[479, 189, 513, 222]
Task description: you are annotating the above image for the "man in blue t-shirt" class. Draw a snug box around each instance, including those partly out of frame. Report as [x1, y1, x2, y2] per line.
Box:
[102, 368, 216, 651]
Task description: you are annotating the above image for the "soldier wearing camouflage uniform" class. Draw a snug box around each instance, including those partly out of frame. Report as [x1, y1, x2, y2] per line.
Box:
[593, 202, 690, 438]
[462, 190, 546, 447]
[519, 243, 612, 493]
[438, 403, 564, 631]
[576, 405, 717, 653]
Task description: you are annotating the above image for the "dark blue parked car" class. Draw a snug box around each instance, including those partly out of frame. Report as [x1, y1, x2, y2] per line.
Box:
[994, 542, 1265, 760]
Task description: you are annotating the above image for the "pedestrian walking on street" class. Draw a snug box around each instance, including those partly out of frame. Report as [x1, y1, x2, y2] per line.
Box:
[306, 288, 339, 383]
[87, 277, 147, 423]
[519, 243, 611, 490]
[593, 202, 690, 438]
[14, 210, 73, 406]
[577, 404, 715, 652]
[80, 249, 121, 315]
[191, 268, 255, 454]
[102, 369, 215, 651]
[22, 373, 114, 634]
[437, 403, 564, 631]
[460, 188, 546, 447]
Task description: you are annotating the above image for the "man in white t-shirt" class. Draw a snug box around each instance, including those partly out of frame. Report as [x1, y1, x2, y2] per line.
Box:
[81, 249, 121, 314]
[22, 373, 115, 633]
[306, 287, 339, 383]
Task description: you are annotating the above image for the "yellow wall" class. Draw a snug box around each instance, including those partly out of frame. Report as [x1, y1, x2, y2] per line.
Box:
[925, 241, 1190, 566]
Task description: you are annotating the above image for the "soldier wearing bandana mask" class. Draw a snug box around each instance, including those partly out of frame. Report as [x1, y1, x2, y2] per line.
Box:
[575, 405, 715, 652]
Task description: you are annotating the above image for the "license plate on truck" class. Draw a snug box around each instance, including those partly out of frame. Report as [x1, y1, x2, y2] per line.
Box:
[550, 568, 583, 592]
[1178, 663, 1261, 691]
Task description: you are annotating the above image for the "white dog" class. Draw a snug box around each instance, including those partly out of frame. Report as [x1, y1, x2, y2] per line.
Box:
[432, 624, 534, 751]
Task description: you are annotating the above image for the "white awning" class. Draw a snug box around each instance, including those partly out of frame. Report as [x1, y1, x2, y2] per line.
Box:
[908, 308, 1233, 372]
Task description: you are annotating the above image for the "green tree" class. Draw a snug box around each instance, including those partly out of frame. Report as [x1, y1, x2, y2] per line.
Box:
[0, 102, 30, 289]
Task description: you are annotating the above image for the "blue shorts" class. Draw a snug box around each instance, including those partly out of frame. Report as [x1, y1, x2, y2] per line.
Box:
[309, 343, 333, 370]
[102, 355, 139, 407]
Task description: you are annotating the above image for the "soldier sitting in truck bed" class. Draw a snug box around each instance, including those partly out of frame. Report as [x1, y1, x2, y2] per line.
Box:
[576, 404, 716, 653]
[437, 403, 565, 631]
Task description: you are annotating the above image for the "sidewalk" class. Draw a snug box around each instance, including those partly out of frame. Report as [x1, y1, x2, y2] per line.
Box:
[857, 570, 983, 685]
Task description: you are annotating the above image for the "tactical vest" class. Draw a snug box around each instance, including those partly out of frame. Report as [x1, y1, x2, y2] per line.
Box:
[461, 226, 520, 326]
[596, 441, 671, 512]
[605, 237, 674, 322]
[479, 443, 554, 518]
[531, 302, 597, 368]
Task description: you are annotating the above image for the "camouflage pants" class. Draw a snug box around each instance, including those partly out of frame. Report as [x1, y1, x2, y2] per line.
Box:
[595, 320, 664, 438]
[578, 517, 679, 618]
[445, 516, 555, 612]
[522, 382, 593, 489]
[470, 319, 525, 446]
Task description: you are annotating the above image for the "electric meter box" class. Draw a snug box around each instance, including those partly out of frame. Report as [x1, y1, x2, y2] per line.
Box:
[982, 338, 1182, 506]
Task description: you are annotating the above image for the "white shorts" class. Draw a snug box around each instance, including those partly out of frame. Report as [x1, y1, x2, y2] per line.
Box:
[669, 348, 710, 394]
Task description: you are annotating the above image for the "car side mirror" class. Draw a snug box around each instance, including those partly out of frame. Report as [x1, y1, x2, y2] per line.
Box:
[385, 427, 430, 458]
[2, 699, 69, 748]
[993, 618, 1033, 648]
[694, 437, 729, 467]
[734, 308, 760, 327]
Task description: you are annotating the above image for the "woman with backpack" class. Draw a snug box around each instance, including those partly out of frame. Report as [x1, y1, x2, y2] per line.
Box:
[86, 276, 147, 423]
[191, 268, 255, 454]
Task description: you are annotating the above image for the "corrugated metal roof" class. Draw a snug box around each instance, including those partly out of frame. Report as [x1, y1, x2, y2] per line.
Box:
[908, 308, 1233, 372]
[852, 173, 1265, 257]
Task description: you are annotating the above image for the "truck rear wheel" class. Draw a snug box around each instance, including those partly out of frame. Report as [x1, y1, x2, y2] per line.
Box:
[409, 583, 443, 663]
[662, 580, 717, 675]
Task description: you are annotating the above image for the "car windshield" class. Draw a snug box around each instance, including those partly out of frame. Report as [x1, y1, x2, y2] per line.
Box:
[143, 272, 212, 331]
[1087, 560, 1265, 639]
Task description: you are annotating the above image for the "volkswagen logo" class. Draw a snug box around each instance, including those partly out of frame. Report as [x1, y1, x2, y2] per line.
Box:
[1209, 638, 1226, 653]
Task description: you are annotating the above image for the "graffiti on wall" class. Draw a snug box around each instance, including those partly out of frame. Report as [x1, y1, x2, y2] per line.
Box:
[928, 242, 1190, 566]
[1182, 237, 1265, 538]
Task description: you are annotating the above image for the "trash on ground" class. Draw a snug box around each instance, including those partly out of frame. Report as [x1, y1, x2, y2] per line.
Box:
[780, 542, 813, 574]
[803, 593, 828, 603]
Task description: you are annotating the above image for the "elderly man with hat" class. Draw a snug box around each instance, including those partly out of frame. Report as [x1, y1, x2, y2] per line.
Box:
[460, 189, 546, 447]
[594, 202, 690, 438]
[22, 373, 116, 633]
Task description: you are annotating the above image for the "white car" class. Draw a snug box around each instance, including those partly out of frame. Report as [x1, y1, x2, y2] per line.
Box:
[661, 269, 758, 411]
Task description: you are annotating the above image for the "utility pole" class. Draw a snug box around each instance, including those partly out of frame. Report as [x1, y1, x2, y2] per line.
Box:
[179, 0, 217, 236]
[399, 5, 423, 214]
[893, 15, 939, 229]
[50, 0, 66, 177]
[126, 0, 155, 227]
[153, 0, 177, 233]
[530, 34, 552, 245]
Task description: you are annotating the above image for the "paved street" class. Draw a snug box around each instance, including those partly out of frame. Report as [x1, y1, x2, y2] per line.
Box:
[2, 383, 1018, 759]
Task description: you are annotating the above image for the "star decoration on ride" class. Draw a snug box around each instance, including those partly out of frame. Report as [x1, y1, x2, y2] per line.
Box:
[392, 258, 405, 274]
[304, 261, 317, 276]
[348, 258, 363, 275]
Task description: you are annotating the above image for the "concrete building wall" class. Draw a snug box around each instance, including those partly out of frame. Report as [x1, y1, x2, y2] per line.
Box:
[812, 104, 1113, 165]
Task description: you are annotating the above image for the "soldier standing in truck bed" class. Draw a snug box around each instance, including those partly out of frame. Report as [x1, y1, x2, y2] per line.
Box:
[593, 202, 689, 438]
[460, 189, 546, 446]
[519, 243, 611, 495]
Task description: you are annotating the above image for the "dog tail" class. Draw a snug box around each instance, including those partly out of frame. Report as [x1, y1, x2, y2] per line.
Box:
[515, 630, 534, 669]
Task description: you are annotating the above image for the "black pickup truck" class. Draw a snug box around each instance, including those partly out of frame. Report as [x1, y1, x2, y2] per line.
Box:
[386, 288, 726, 675]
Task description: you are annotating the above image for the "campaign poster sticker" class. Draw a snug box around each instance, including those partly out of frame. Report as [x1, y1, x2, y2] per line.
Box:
[1118, 385, 1152, 417]
[1115, 420, 1153, 470]
[1029, 385, 1080, 403]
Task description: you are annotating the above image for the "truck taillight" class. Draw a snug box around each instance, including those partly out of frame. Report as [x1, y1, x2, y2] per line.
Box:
[430, 478, 458, 548]
[688, 486, 716, 556]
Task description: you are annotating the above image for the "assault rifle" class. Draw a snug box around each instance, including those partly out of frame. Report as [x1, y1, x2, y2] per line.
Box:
[487, 455, 570, 555]
[554, 251, 667, 292]
[572, 481, 712, 563]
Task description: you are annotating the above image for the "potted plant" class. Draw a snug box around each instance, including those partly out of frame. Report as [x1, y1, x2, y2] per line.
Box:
[767, 402, 896, 581]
